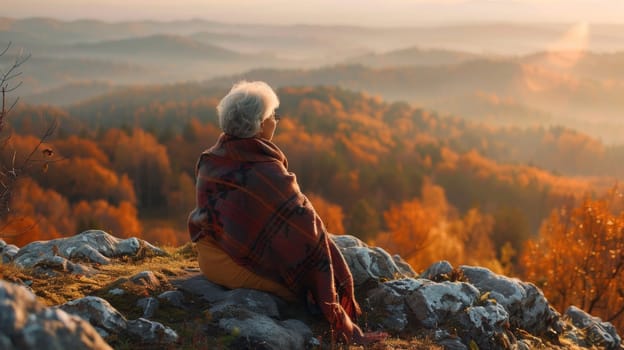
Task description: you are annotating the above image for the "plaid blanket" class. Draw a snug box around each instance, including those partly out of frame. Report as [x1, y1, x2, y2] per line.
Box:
[188, 133, 359, 319]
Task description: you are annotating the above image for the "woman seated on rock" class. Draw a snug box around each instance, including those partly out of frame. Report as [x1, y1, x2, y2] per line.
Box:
[188, 81, 385, 344]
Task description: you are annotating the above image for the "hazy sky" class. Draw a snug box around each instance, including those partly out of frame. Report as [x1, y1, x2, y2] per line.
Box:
[3, 0, 624, 26]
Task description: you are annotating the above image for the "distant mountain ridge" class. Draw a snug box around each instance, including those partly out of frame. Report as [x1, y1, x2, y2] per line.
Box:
[69, 34, 246, 61]
[344, 47, 482, 67]
[4, 16, 624, 143]
[4, 16, 624, 53]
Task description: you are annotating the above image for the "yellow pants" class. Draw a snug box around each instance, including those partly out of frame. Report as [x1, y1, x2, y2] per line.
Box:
[196, 236, 296, 301]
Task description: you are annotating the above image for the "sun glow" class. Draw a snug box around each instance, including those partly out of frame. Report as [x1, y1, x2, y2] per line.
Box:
[545, 21, 590, 69]
[522, 22, 588, 92]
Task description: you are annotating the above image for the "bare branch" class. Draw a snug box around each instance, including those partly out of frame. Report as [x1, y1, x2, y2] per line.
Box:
[16, 119, 61, 173]
[4, 80, 24, 93]
[4, 71, 23, 82]
[0, 42, 10, 57]
[5, 96, 20, 115]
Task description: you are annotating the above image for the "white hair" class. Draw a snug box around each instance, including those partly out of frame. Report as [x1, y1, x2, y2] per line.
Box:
[216, 81, 280, 138]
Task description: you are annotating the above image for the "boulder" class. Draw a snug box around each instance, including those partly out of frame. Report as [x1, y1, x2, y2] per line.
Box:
[137, 297, 159, 318]
[157, 290, 186, 309]
[177, 274, 315, 349]
[175, 274, 229, 304]
[58, 296, 178, 344]
[419, 260, 454, 280]
[365, 278, 420, 333]
[214, 307, 313, 350]
[208, 288, 281, 318]
[332, 234, 417, 286]
[0, 280, 111, 350]
[57, 296, 128, 337]
[1, 243, 19, 264]
[31, 255, 95, 276]
[129, 270, 161, 291]
[13, 230, 166, 271]
[565, 305, 621, 350]
[126, 318, 179, 344]
[460, 265, 563, 335]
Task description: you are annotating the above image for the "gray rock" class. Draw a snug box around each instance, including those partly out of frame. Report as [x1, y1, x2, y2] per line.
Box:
[365, 275, 516, 348]
[59, 296, 178, 345]
[209, 288, 280, 318]
[32, 255, 95, 275]
[333, 235, 417, 283]
[126, 318, 178, 344]
[13, 230, 166, 269]
[457, 302, 510, 348]
[129, 270, 161, 291]
[420, 260, 454, 280]
[0, 281, 111, 350]
[365, 278, 423, 333]
[2, 244, 19, 263]
[392, 254, 418, 277]
[175, 273, 228, 304]
[434, 329, 468, 350]
[0, 238, 6, 249]
[216, 307, 312, 350]
[115, 237, 142, 255]
[157, 290, 186, 308]
[107, 288, 124, 296]
[565, 306, 621, 349]
[171, 272, 314, 349]
[57, 296, 128, 336]
[331, 234, 368, 248]
[137, 297, 160, 319]
[405, 279, 481, 329]
[460, 265, 562, 335]
[339, 244, 416, 286]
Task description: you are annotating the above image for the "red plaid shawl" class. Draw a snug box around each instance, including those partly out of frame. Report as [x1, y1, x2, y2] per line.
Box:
[188, 134, 359, 319]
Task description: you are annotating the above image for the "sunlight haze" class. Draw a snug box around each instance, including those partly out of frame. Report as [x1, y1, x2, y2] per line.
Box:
[3, 0, 624, 25]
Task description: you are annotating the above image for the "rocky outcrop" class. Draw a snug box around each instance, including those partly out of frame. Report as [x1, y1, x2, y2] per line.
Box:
[1, 230, 622, 349]
[333, 234, 418, 286]
[10, 230, 166, 275]
[0, 281, 111, 350]
[176, 274, 318, 348]
[57, 296, 178, 344]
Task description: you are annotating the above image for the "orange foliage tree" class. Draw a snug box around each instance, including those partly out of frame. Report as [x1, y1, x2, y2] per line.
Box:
[521, 188, 624, 330]
[143, 227, 186, 247]
[374, 180, 501, 272]
[40, 157, 136, 205]
[100, 128, 171, 209]
[73, 200, 142, 238]
[306, 193, 345, 235]
[0, 178, 72, 246]
[346, 199, 381, 241]
[374, 181, 452, 270]
[448, 208, 502, 272]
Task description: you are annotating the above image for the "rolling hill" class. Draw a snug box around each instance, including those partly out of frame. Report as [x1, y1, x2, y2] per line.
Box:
[68, 34, 249, 61]
[4, 17, 624, 144]
[344, 46, 484, 67]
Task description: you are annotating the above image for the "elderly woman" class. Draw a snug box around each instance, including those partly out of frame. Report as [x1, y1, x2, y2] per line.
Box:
[188, 81, 385, 344]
